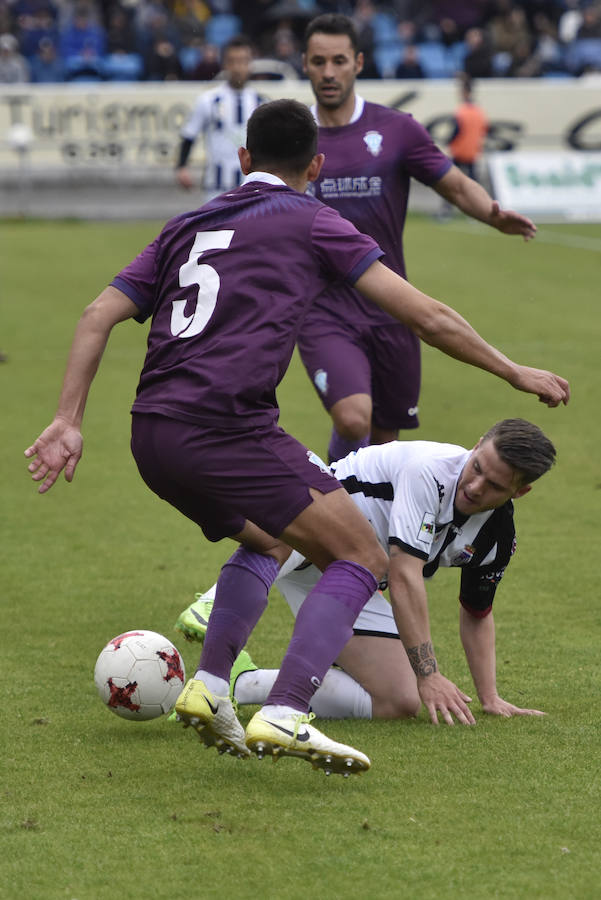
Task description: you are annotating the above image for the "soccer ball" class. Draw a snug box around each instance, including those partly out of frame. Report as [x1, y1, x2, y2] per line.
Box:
[94, 630, 186, 721]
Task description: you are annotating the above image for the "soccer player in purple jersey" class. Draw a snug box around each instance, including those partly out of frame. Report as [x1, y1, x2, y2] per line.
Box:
[25, 99, 568, 776]
[300, 14, 539, 464]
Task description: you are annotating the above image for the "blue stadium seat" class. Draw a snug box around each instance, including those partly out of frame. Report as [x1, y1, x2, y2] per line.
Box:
[416, 41, 448, 78]
[371, 11, 399, 45]
[179, 45, 202, 74]
[205, 14, 242, 48]
[374, 40, 404, 78]
[565, 38, 601, 74]
[102, 53, 144, 82]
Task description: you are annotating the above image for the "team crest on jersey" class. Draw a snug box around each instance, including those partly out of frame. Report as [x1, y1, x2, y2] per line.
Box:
[363, 130, 383, 157]
[313, 368, 328, 395]
[417, 512, 436, 546]
[451, 544, 475, 566]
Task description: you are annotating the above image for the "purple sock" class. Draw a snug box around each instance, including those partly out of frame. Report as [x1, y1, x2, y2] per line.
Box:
[328, 428, 369, 464]
[265, 559, 377, 711]
[198, 547, 279, 681]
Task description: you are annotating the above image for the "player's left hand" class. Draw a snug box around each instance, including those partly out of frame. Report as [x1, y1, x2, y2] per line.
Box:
[510, 365, 570, 407]
[481, 695, 545, 717]
[24, 417, 83, 494]
[489, 202, 537, 241]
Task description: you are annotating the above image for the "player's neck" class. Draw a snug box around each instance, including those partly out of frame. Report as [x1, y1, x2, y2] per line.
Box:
[316, 93, 357, 128]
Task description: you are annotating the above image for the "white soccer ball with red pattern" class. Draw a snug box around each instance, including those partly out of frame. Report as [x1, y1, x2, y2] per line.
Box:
[94, 630, 186, 721]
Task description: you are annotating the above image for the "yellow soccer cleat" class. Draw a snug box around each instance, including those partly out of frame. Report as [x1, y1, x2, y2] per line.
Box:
[245, 708, 370, 777]
[175, 678, 250, 758]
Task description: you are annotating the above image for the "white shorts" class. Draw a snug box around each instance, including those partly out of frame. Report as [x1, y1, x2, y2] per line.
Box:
[276, 551, 400, 638]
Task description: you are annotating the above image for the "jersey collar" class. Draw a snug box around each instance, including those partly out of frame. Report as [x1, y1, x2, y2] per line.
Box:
[241, 172, 286, 187]
[311, 95, 365, 127]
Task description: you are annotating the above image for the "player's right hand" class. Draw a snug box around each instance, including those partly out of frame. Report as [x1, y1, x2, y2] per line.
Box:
[24, 417, 83, 494]
[510, 365, 570, 407]
[417, 672, 476, 726]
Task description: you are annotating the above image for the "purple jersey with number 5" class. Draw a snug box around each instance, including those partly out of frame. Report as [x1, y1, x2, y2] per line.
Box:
[111, 177, 383, 428]
[308, 101, 452, 324]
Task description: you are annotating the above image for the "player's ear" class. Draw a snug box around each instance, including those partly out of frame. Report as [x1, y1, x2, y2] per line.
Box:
[238, 146, 252, 175]
[512, 484, 532, 500]
[355, 51, 364, 76]
[307, 152, 325, 182]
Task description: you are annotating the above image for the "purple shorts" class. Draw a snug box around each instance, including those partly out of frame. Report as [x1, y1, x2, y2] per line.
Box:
[297, 316, 420, 431]
[130, 413, 341, 542]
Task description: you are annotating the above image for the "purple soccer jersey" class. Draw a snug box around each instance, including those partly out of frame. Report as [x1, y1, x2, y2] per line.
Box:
[308, 100, 452, 324]
[111, 175, 383, 429]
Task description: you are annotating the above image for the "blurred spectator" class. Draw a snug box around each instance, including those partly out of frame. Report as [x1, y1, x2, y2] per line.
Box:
[351, 0, 379, 77]
[395, 43, 424, 78]
[270, 26, 303, 75]
[427, 0, 492, 43]
[576, 4, 601, 39]
[14, 1, 59, 59]
[29, 34, 64, 80]
[144, 33, 183, 79]
[463, 26, 494, 76]
[489, 1, 531, 55]
[184, 40, 221, 79]
[173, 0, 211, 46]
[105, 4, 138, 54]
[0, 31, 30, 80]
[59, 3, 106, 62]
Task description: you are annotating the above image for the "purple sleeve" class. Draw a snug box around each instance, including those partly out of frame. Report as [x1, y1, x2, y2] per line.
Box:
[401, 114, 453, 186]
[109, 234, 162, 323]
[311, 205, 384, 284]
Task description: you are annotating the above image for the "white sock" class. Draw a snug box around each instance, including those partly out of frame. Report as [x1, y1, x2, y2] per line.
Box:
[194, 670, 229, 697]
[234, 667, 372, 719]
[310, 667, 373, 719]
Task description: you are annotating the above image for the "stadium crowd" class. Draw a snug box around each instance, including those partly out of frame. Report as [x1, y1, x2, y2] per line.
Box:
[1, 0, 600, 83]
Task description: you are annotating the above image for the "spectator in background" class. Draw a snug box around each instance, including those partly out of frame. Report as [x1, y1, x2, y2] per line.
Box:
[577, 4, 601, 39]
[0, 31, 30, 81]
[184, 40, 221, 80]
[463, 26, 494, 77]
[172, 0, 211, 47]
[29, 34, 64, 80]
[105, 4, 138, 55]
[395, 43, 424, 78]
[59, 2, 106, 78]
[14, 1, 59, 60]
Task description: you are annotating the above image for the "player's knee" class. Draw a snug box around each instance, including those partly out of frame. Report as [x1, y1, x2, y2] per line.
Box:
[372, 689, 421, 719]
[332, 406, 371, 441]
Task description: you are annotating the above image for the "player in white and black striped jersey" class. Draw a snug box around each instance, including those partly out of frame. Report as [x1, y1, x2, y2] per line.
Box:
[177, 419, 557, 726]
[175, 36, 264, 197]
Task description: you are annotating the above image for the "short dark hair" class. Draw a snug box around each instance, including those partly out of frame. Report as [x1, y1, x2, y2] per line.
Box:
[246, 99, 317, 174]
[303, 13, 359, 53]
[223, 35, 254, 57]
[481, 418, 556, 484]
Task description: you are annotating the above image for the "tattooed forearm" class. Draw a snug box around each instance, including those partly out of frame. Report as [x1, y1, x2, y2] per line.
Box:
[407, 641, 438, 677]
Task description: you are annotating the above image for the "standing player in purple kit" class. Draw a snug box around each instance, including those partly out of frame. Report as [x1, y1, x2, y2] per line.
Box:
[300, 14, 539, 464]
[25, 100, 568, 777]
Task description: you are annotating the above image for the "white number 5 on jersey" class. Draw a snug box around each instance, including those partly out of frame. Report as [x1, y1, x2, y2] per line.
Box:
[170, 230, 234, 338]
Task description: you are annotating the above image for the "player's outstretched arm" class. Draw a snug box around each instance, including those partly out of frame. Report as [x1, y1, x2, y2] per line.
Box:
[354, 261, 569, 408]
[459, 607, 544, 718]
[25, 286, 139, 494]
[388, 547, 475, 726]
[433, 166, 537, 241]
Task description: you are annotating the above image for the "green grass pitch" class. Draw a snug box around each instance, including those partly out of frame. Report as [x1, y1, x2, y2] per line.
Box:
[1, 214, 600, 899]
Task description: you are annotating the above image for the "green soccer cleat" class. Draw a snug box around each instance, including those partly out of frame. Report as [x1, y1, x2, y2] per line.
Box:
[174, 591, 215, 642]
[174, 678, 250, 758]
[229, 649, 258, 699]
[245, 709, 371, 777]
